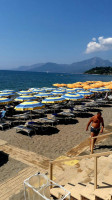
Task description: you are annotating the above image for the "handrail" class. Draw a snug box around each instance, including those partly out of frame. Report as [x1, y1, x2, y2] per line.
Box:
[91, 132, 112, 154]
[49, 132, 112, 190]
[51, 150, 112, 164]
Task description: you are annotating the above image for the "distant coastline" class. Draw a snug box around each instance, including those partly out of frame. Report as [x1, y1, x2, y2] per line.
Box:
[84, 66, 112, 75]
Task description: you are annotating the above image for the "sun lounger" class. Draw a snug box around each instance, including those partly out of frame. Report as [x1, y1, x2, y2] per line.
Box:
[12, 113, 30, 123]
[14, 125, 36, 136]
[39, 117, 58, 126]
[0, 121, 11, 130]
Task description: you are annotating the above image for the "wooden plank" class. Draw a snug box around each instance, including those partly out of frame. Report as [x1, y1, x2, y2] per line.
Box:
[94, 157, 97, 190]
[92, 132, 112, 139]
[0, 144, 50, 169]
[0, 167, 42, 200]
[53, 151, 112, 164]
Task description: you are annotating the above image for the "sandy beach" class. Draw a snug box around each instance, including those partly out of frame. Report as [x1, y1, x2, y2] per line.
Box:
[0, 105, 111, 161]
[0, 104, 112, 200]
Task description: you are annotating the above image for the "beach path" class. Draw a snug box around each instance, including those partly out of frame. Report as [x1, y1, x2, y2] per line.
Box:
[0, 143, 50, 169]
[0, 140, 50, 200]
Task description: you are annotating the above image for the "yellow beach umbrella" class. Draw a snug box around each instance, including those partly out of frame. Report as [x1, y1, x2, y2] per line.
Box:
[0, 98, 13, 105]
[42, 96, 66, 104]
[15, 96, 37, 102]
[15, 101, 45, 111]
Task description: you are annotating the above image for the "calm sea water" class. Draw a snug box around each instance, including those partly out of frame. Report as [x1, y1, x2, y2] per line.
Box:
[0, 70, 112, 91]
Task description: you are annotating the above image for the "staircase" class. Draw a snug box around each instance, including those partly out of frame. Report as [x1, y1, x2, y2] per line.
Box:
[50, 154, 112, 200]
[51, 180, 112, 200]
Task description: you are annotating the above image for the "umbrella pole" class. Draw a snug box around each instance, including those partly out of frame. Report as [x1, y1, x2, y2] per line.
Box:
[30, 110, 32, 121]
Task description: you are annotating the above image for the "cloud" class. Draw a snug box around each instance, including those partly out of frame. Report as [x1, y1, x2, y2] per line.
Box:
[85, 36, 112, 54]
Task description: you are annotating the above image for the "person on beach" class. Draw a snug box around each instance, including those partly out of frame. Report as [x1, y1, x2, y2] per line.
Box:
[0, 107, 6, 120]
[86, 111, 104, 150]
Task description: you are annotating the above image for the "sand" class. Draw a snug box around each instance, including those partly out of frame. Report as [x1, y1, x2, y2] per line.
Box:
[0, 105, 112, 160]
[0, 157, 27, 183]
[0, 104, 112, 200]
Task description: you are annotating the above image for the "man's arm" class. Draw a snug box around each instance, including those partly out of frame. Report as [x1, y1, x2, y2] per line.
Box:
[100, 117, 104, 133]
[86, 117, 93, 131]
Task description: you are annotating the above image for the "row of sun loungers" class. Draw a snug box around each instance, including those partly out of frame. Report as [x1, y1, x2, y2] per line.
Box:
[0, 97, 110, 135]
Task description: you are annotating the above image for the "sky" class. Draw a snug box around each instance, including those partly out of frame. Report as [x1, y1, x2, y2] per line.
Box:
[0, 0, 112, 69]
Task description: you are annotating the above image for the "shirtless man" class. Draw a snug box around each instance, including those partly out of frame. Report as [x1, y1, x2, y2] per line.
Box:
[86, 111, 104, 150]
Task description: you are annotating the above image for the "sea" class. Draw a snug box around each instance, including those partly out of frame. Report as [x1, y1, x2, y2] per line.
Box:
[0, 70, 112, 91]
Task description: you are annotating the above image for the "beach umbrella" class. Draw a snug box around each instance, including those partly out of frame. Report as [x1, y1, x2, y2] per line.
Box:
[77, 91, 93, 96]
[34, 93, 53, 98]
[2, 90, 16, 93]
[0, 92, 15, 97]
[17, 90, 33, 95]
[89, 88, 110, 92]
[32, 89, 46, 93]
[42, 96, 66, 104]
[0, 98, 13, 105]
[62, 93, 84, 101]
[57, 87, 66, 91]
[15, 101, 45, 111]
[51, 90, 66, 96]
[15, 95, 37, 102]
[65, 89, 76, 93]
[83, 86, 91, 90]
[66, 88, 83, 93]
[105, 84, 112, 89]
[52, 83, 62, 87]
[43, 87, 54, 92]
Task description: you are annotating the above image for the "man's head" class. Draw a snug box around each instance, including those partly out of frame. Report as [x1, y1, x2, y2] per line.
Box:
[97, 111, 102, 118]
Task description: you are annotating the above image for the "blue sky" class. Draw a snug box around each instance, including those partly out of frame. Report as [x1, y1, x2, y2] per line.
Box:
[0, 0, 112, 68]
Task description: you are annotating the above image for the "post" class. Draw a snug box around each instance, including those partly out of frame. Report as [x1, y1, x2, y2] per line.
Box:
[91, 138, 94, 154]
[49, 162, 53, 189]
[94, 156, 98, 190]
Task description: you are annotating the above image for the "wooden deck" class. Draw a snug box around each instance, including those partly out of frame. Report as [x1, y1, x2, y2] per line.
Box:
[0, 143, 50, 170]
[0, 166, 44, 200]
[0, 139, 50, 199]
[0, 123, 111, 200]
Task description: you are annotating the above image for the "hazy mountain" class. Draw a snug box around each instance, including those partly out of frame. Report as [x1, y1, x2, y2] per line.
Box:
[15, 63, 44, 71]
[16, 57, 112, 73]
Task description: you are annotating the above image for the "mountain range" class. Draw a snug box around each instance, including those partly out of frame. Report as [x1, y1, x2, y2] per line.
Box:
[15, 57, 112, 74]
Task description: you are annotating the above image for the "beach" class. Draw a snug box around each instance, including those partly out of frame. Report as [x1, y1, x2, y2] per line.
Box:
[0, 104, 112, 199]
[0, 106, 112, 160]
[0, 105, 111, 160]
